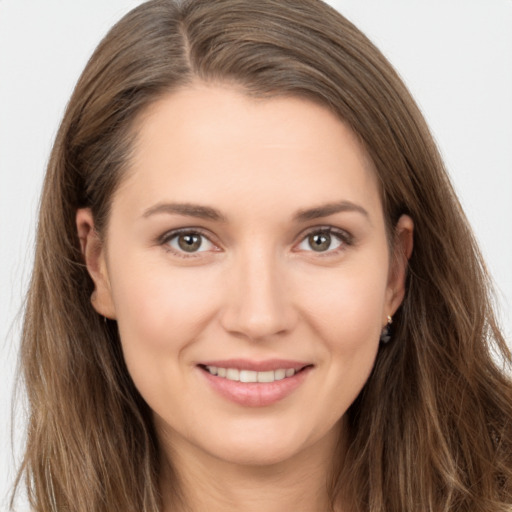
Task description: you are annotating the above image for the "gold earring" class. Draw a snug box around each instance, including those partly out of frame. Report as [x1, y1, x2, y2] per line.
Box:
[380, 315, 393, 344]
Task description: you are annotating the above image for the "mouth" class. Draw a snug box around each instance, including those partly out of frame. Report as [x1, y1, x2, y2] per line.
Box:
[197, 360, 313, 407]
[199, 364, 309, 383]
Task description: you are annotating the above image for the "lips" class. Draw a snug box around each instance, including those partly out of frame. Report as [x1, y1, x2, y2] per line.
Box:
[197, 359, 313, 407]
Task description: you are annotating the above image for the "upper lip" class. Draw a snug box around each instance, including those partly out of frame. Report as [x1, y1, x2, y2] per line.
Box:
[197, 359, 312, 372]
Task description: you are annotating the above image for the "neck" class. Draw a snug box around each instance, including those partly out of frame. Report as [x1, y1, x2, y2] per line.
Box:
[159, 422, 346, 512]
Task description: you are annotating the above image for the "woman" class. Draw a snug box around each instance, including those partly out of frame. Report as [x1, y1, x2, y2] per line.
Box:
[13, 0, 512, 511]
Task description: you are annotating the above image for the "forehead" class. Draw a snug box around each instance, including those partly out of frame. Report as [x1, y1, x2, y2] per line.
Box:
[114, 83, 382, 222]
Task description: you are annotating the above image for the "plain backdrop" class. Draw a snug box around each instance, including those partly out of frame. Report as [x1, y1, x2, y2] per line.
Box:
[1, 1, 511, 509]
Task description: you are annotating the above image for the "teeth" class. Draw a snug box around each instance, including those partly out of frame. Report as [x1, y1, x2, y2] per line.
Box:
[257, 370, 275, 383]
[274, 369, 286, 381]
[226, 368, 239, 381]
[205, 366, 298, 382]
[240, 370, 257, 383]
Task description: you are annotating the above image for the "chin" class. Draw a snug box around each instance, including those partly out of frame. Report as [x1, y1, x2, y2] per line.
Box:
[201, 420, 335, 468]
[212, 440, 305, 467]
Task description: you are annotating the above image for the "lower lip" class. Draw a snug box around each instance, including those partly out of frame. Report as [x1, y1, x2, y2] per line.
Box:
[199, 367, 312, 407]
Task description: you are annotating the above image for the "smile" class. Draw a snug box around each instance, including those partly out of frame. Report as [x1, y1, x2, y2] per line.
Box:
[204, 366, 298, 383]
[198, 360, 313, 407]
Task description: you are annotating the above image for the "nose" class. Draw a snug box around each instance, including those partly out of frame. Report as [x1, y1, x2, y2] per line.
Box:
[219, 248, 297, 342]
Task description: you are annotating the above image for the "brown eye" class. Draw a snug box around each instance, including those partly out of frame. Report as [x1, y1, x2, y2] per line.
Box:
[165, 231, 215, 254]
[297, 228, 345, 253]
[177, 233, 202, 252]
[308, 233, 332, 252]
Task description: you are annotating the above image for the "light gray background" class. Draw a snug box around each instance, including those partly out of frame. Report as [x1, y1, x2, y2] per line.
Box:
[1, 1, 511, 509]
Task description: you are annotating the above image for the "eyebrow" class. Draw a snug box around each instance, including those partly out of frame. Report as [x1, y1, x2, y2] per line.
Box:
[142, 199, 369, 223]
[293, 201, 370, 222]
[142, 202, 227, 222]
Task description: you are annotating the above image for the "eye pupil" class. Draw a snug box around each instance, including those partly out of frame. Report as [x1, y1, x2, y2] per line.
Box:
[309, 233, 331, 252]
[178, 234, 202, 252]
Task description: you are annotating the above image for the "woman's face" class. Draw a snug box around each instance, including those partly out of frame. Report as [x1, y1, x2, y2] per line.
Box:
[79, 84, 412, 468]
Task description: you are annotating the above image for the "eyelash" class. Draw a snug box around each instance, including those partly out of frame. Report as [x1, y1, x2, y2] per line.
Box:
[158, 226, 353, 258]
[297, 226, 353, 255]
[159, 228, 217, 258]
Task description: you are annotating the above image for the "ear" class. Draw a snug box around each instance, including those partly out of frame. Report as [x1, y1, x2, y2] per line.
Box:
[385, 214, 414, 319]
[76, 208, 116, 319]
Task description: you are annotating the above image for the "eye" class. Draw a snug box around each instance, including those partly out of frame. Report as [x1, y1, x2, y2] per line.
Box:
[164, 230, 216, 254]
[296, 228, 348, 253]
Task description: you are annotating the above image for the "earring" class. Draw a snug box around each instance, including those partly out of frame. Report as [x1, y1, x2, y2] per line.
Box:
[380, 315, 393, 344]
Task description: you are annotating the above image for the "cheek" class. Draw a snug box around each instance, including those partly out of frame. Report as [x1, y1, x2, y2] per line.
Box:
[107, 253, 226, 414]
[298, 257, 389, 342]
[108, 252, 222, 355]
[295, 258, 388, 411]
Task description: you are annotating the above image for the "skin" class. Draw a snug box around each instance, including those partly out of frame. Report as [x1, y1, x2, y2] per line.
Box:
[77, 83, 413, 512]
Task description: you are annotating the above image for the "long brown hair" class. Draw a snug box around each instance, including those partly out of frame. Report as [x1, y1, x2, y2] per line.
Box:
[14, 1, 512, 511]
